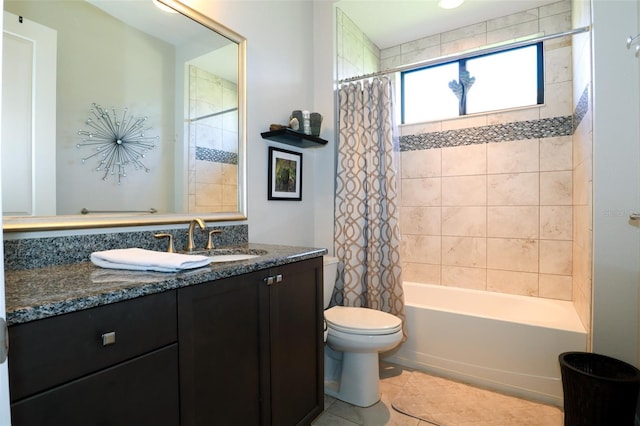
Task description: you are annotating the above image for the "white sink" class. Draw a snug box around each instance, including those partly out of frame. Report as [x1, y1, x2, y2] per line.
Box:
[208, 254, 261, 263]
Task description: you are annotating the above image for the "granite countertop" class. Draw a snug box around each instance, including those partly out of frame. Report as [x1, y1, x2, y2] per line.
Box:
[5, 243, 327, 326]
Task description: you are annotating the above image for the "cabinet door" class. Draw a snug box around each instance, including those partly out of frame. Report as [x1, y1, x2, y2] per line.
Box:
[263, 258, 324, 426]
[10, 345, 179, 426]
[178, 272, 262, 426]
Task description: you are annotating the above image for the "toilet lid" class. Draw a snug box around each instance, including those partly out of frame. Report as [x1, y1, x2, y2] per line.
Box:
[325, 306, 402, 335]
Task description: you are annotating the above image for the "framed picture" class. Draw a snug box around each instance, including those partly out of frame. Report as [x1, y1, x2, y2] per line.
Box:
[268, 147, 302, 201]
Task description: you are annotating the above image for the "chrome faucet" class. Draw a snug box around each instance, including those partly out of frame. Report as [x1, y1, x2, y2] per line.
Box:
[186, 218, 206, 252]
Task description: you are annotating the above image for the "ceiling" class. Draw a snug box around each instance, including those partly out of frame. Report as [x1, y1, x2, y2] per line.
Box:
[87, 0, 198, 46]
[336, 0, 558, 50]
[86, 0, 238, 82]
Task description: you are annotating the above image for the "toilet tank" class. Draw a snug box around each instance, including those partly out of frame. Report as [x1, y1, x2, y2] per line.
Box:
[322, 256, 339, 309]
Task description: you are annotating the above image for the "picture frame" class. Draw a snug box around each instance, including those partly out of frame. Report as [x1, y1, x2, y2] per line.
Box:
[268, 147, 302, 201]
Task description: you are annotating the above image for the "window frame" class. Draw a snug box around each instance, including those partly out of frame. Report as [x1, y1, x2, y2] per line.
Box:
[400, 42, 544, 124]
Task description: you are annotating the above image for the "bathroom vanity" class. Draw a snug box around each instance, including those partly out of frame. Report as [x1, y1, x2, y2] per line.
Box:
[5, 244, 325, 426]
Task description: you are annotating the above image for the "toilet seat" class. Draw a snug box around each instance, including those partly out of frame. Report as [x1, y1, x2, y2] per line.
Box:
[325, 306, 402, 335]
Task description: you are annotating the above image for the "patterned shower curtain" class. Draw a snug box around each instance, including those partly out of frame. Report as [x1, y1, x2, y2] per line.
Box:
[333, 77, 405, 324]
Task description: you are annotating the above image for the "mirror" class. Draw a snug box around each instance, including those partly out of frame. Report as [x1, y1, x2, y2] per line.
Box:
[1, 0, 247, 231]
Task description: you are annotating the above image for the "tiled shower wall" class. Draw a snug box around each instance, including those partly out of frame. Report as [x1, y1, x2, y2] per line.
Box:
[188, 65, 239, 214]
[387, 0, 577, 301]
[336, 8, 380, 82]
[570, 0, 593, 337]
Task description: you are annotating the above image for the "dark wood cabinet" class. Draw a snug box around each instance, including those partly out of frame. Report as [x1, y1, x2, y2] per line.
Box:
[178, 258, 324, 426]
[8, 290, 179, 426]
[8, 256, 323, 426]
[260, 258, 324, 426]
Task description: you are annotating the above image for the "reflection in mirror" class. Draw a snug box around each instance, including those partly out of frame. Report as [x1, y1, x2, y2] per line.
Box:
[1, 0, 247, 231]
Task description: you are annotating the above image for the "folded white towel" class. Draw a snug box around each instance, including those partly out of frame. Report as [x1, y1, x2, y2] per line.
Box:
[91, 248, 212, 273]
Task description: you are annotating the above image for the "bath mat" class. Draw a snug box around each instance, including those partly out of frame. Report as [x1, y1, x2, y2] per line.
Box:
[391, 371, 563, 426]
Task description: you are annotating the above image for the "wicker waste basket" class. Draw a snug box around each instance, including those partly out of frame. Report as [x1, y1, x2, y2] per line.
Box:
[559, 352, 640, 426]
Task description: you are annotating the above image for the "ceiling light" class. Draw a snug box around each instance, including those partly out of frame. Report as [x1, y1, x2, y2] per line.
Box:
[153, 0, 177, 14]
[438, 0, 464, 9]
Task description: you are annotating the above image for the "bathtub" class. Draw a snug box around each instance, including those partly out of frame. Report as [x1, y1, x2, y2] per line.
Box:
[383, 282, 587, 406]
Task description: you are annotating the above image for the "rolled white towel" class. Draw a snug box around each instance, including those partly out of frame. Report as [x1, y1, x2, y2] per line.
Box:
[91, 248, 212, 273]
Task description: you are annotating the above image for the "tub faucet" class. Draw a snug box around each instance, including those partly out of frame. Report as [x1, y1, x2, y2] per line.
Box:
[186, 218, 206, 252]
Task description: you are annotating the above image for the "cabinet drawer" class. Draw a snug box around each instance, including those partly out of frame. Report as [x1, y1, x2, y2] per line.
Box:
[11, 344, 179, 426]
[9, 290, 177, 401]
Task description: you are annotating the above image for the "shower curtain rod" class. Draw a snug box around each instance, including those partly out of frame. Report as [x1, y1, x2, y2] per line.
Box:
[338, 25, 591, 84]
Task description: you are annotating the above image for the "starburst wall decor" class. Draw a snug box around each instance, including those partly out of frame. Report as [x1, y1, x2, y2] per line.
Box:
[77, 103, 158, 184]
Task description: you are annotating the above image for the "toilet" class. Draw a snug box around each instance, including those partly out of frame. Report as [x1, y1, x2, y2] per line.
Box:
[322, 256, 403, 407]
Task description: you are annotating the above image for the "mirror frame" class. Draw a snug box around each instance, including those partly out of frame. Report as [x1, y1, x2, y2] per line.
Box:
[2, 0, 247, 232]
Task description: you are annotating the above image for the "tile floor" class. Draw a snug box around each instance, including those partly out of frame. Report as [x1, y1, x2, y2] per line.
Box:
[312, 361, 563, 426]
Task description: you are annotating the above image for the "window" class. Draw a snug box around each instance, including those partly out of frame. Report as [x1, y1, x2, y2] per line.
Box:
[401, 43, 543, 124]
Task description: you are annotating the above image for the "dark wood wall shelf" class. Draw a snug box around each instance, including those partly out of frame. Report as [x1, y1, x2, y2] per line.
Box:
[261, 128, 328, 149]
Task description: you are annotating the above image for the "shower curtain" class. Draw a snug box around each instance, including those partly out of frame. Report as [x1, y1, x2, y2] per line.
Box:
[333, 77, 405, 324]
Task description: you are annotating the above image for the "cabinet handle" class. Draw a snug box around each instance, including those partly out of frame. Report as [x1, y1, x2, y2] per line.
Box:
[264, 274, 284, 286]
[101, 331, 116, 346]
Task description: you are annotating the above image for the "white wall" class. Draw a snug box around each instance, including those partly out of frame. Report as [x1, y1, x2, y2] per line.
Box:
[312, 0, 338, 254]
[184, 0, 334, 249]
[637, 0, 640, 368]
[0, 0, 12, 421]
[591, 0, 640, 365]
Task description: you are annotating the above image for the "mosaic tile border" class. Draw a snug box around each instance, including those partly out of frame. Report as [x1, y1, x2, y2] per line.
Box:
[196, 146, 238, 165]
[4, 224, 248, 270]
[573, 85, 589, 132]
[399, 116, 573, 151]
